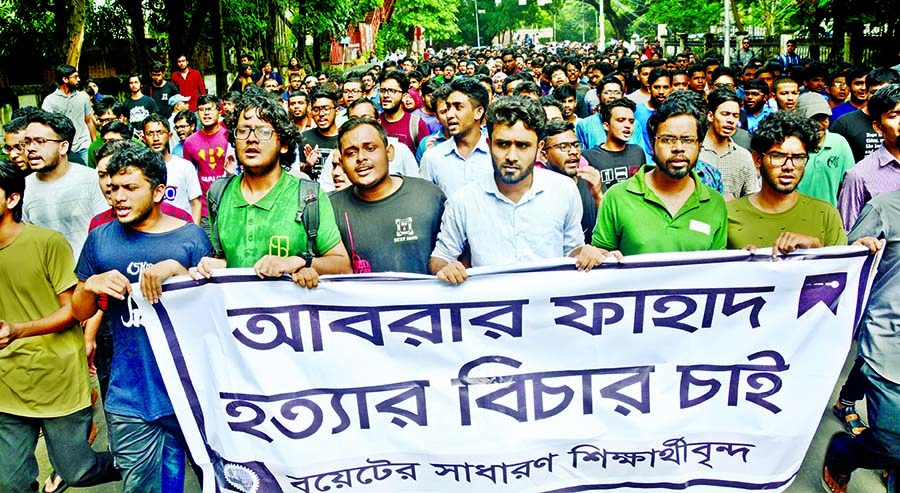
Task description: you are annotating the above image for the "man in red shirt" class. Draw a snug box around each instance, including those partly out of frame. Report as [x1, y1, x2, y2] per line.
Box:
[170, 54, 207, 112]
[378, 70, 429, 155]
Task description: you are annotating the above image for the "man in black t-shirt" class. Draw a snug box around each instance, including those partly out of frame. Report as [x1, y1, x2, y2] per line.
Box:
[831, 68, 900, 162]
[124, 74, 159, 137]
[330, 118, 445, 274]
[582, 98, 646, 190]
[143, 62, 180, 118]
[301, 89, 340, 185]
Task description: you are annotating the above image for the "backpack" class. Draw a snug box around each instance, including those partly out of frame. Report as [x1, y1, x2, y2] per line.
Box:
[206, 174, 320, 259]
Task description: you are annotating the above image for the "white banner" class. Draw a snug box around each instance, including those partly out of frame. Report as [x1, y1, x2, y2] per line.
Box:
[137, 247, 880, 493]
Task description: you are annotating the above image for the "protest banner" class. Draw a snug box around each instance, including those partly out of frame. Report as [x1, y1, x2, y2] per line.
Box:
[135, 247, 879, 492]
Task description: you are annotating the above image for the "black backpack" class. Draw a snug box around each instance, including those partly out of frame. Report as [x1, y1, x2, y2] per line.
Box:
[206, 174, 320, 259]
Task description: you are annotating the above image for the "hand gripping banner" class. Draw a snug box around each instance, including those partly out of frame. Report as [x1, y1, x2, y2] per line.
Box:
[136, 247, 880, 493]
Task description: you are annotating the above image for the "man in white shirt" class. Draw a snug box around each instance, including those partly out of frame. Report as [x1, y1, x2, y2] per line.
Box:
[142, 114, 202, 223]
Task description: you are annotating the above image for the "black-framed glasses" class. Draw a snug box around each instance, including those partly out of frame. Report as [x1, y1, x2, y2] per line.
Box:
[234, 127, 275, 141]
[656, 136, 699, 146]
[546, 141, 582, 153]
[764, 152, 808, 168]
[23, 137, 65, 147]
[3, 143, 25, 153]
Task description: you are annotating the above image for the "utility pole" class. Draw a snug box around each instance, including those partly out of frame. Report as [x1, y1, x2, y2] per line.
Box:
[474, 0, 482, 47]
[723, 0, 732, 66]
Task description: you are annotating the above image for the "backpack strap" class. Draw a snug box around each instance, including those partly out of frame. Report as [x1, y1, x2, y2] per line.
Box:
[409, 113, 420, 147]
[207, 175, 237, 258]
[297, 178, 320, 256]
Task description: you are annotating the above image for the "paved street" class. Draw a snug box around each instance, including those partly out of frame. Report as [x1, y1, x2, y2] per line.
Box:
[42, 345, 885, 493]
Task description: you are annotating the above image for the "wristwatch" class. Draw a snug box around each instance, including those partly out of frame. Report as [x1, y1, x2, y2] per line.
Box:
[302, 253, 314, 269]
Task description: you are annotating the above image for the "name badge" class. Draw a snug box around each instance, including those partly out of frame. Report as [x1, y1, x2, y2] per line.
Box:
[689, 219, 711, 235]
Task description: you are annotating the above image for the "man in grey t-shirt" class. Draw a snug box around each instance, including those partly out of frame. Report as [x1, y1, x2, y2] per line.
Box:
[22, 110, 107, 258]
[331, 118, 445, 274]
[41, 64, 96, 163]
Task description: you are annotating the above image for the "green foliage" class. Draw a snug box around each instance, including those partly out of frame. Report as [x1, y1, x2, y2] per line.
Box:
[455, 0, 553, 47]
[84, 2, 131, 51]
[0, 0, 57, 58]
[291, 0, 382, 39]
[645, 0, 722, 36]
[378, 0, 460, 53]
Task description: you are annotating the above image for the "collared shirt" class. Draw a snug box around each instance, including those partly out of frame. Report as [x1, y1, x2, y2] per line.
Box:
[837, 145, 900, 232]
[699, 138, 760, 199]
[431, 168, 584, 267]
[419, 135, 493, 197]
[797, 131, 855, 206]
[592, 165, 728, 256]
[218, 172, 342, 267]
[745, 104, 774, 134]
[850, 189, 900, 382]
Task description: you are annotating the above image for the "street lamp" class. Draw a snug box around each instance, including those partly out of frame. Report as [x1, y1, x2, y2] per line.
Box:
[474, 0, 482, 47]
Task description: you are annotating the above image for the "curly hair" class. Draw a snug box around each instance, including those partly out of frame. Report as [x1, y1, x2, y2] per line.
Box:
[486, 96, 547, 140]
[224, 94, 301, 170]
[647, 90, 709, 141]
[750, 110, 819, 156]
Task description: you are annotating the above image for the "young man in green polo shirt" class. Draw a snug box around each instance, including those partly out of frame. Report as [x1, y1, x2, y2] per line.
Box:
[592, 91, 728, 256]
[191, 95, 351, 287]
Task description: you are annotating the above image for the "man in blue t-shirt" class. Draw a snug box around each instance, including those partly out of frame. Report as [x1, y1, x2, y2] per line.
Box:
[73, 146, 210, 492]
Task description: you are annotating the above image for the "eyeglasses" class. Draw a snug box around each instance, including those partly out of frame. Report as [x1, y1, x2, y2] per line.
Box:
[546, 141, 582, 153]
[234, 127, 275, 140]
[380, 88, 403, 96]
[656, 136, 699, 146]
[601, 90, 623, 96]
[343, 89, 362, 95]
[23, 137, 65, 147]
[764, 152, 808, 168]
[144, 130, 168, 138]
[3, 143, 25, 154]
[311, 106, 334, 114]
[831, 82, 848, 88]
[197, 106, 219, 114]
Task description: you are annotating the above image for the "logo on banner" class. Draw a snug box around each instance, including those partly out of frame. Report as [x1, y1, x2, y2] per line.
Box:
[223, 464, 260, 493]
[797, 272, 847, 317]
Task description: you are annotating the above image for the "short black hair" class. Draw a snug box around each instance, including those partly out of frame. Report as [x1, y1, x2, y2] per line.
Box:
[868, 84, 900, 122]
[538, 95, 564, 114]
[486, 96, 547, 140]
[542, 119, 575, 142]
[750, 111, 818, 155]
[150, 62, 166, 73]
[142, 114, 170, 133]
[706, 88, 742, 113]
[2, 117, 28, 135]
[225, 94, 301, 169]
[174, 110, 198, 127]
[223, 91, 242, 103]
[381, 70, 410, 92]
[648, 68, 672, 87]
[55, 64, 77, 84]
[551, 84, 576, 101]
[107, 145, 168, 190]
[197, 94, 220, 108]
[310, 88, 339, 106]
[687, 64, 705, 77]
[866, 68, 900, 91]
[647, 90, 709, 141]
[600, 97, 636, 125]
[94, 96, 117, 115]
[0, 159, 25, 222]
[27, 110, 76, 148]
[100, 121, 132, 138]
[338, 117, 388, 151]
[97, 139, 141, 162]
[449, 76, 490, 112]
[745, 79, 770, 95]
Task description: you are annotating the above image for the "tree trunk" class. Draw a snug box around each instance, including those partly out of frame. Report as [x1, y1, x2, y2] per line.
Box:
[265, 0, 279, 65]
[121, 0, 151, 74]
[51, 0, 71, 62]
[165, 0, 214, 69]
[65, 0, 88, 68]
[211, 0, 228, 94]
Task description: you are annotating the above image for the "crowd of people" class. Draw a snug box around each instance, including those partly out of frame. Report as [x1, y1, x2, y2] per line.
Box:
[2, 38, 900, 493]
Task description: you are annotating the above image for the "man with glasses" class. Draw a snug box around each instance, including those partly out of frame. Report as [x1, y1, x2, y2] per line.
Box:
[183, 94, 230, 234]
[337, 76, 364, 127]
[85, 96, 119, 169]
[540, 120, 603, 243]
[576, 76, 629, 150]
[735, 38, 755, 67]
[301, 89, 341, 188]
[191, 94, 350, 287]
[171, 109, 197, 158]
[22, 110, 107, 259]
[41, 64, 96, 164]
[592, 93, 728, 256]
[143, 114, 202, 223]
[726, 111, 846, 250]
[826, 69, 851, 114]
[832, 68, 900, 162]
[3, 117, 29, 171]
[378, 70, 428, 155]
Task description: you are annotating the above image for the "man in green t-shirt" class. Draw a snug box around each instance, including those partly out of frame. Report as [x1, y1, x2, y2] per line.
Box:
[0, 161, 120, 491]
[192, 95, 351, 287]
[592, 91, 728, 256]
[726, 111, 848, 252]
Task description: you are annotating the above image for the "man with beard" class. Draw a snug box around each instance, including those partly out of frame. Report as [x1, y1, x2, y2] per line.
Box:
[287, 90, 312, 132]
[635, 68, 672, 160]
[832, 68, 900, 162]
[743, 79, 773, 133]
[42, 64, 96, 163]
[170, 54, 207, 112]
[73, 146, 209, 492]
[420, 78, 492, 197]
[430, 96, 610, 284]
[171, 109, 197, 158]
[726, 111, 846, 251]
[124, 74, 160, 136]
[700, 88, 758, 201]
[377, 70, 428, 155]
[540, 120, 603, 243]
[583, 98, 645, 191]
[592, 94, 727, 256]
[192, 95, 350, 287]
[830, 65, 869, 122]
